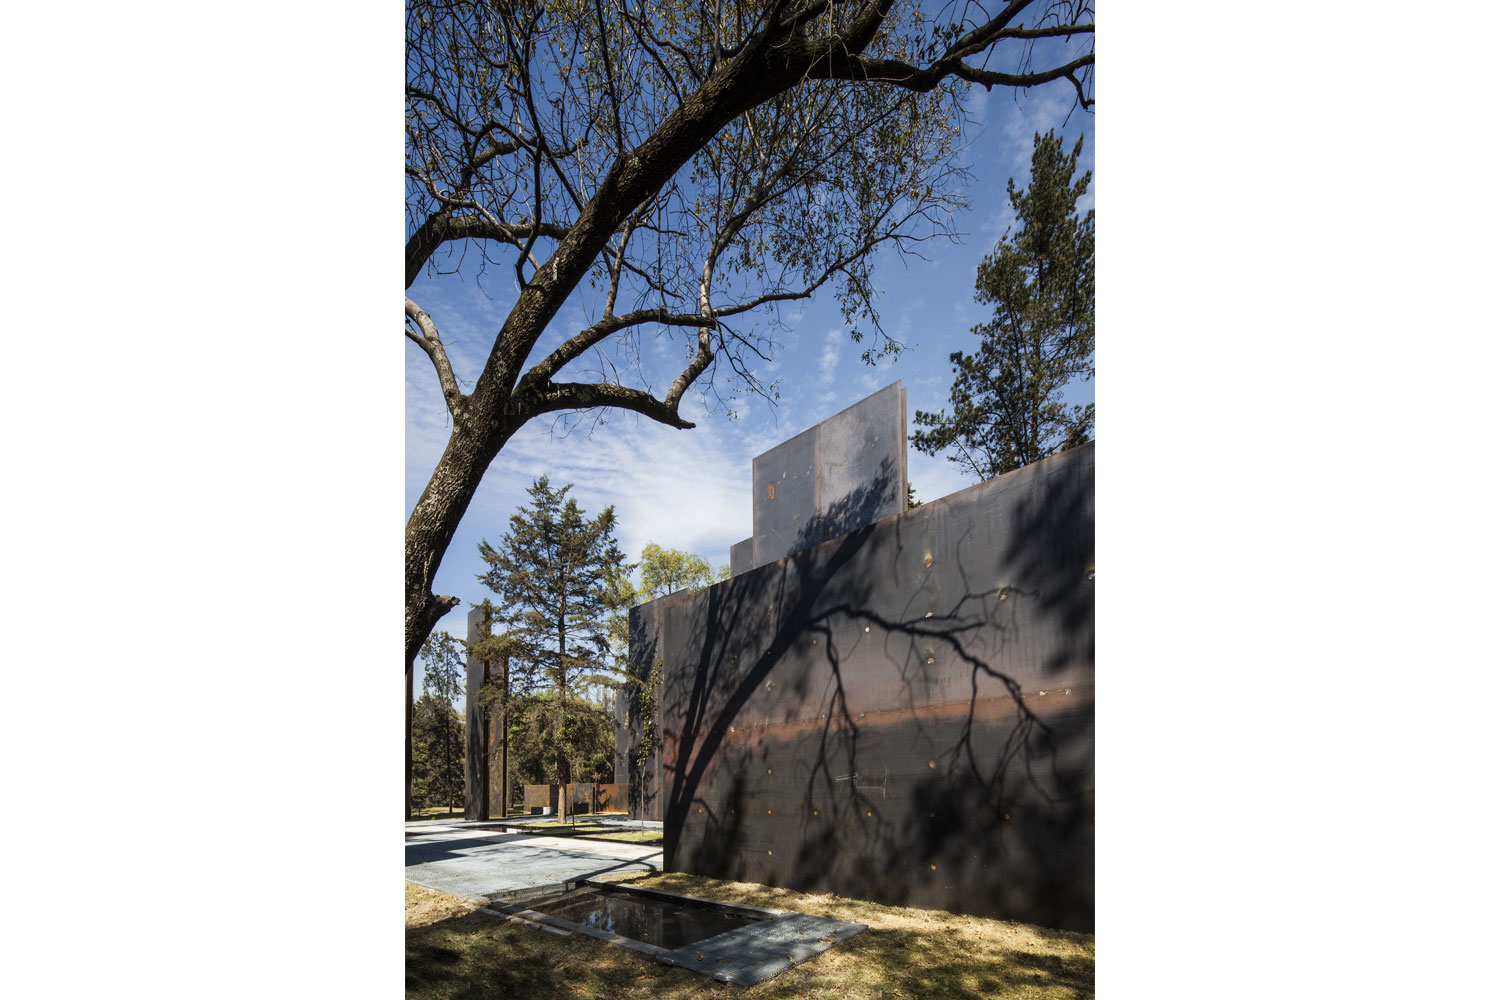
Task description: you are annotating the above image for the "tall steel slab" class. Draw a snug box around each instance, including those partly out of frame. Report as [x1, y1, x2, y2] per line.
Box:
[729, 537, 754, 577]
[626, 443, 1094, 930]
[746, 381, 907, 572]
[463, 609, 511, 818]
[463, 606, 489, 821]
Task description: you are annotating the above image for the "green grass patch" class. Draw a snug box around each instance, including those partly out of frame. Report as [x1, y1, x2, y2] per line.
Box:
[408, 805, 465, 821]
[407, 873, 1093, 999]
[587, 830, 664, 843]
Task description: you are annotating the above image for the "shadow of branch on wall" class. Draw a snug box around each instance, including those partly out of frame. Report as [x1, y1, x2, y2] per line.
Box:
[635, 445, 1094, 930]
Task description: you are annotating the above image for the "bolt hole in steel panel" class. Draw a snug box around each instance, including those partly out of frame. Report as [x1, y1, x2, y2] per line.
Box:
[494, 880, 865, 987]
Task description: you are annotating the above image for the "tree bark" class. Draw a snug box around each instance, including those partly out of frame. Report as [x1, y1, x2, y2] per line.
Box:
[406, 412, 523, 817]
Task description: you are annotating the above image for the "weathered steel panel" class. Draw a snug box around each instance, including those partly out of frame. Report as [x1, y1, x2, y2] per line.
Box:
[566, 782, 596, 814]
[486, 689, 507, 818]
[746, 381, 907, 571]
[631, 442, 1094, 929]
[463, 607, 488, 821]
[596, 783, 628, 813]
[523, 783, 560, 814]
[625, 600, 665, 820]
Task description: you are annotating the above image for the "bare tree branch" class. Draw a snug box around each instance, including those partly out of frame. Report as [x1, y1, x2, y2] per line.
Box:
[405, 296, 465, 416]
[528, 379, 698, 429]
[406, 212, 571, 288]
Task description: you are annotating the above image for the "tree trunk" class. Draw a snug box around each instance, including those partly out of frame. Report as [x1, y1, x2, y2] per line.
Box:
[401, 35, 808, 815]
[405, 414, 521, 813]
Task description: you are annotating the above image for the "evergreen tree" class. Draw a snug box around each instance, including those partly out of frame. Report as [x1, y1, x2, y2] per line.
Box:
[415, 632, 466, 816]
[411, 693, 464, 814]
[476, 477, 631, 823]
[912, 131, 1095, 480]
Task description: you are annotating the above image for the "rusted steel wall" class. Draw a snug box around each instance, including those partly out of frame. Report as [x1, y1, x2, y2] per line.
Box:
[565, 782, 597, 813]
[464, 609, 510, 820]
[596, 783, 628, 813]
[486, 707, 506, 818]
[523, 784, 559, 814]
[625, 600, 666, 821]
[628, 443, 1094, 930]
[463, 607, 488, 821]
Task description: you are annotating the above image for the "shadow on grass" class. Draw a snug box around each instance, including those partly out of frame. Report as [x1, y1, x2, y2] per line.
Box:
[406, 904, 704, 1000]
[408, 875, 1094, 999]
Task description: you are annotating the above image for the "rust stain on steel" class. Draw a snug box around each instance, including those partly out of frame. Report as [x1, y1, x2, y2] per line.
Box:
[595, 783, 628, 813]
[766, 482, 775, 500]
[522, 784, 559, 813]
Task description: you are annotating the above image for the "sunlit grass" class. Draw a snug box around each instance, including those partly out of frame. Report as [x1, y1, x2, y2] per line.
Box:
[408, 805, 465, 820]
[407, 873, 1092, 999]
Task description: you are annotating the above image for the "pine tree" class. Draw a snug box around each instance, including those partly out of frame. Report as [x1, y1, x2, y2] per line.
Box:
[476, 477, 631, 824]
[912, 130, 1095, 480]
[411, 693, 464, 814]
[416, 632, 466, 815]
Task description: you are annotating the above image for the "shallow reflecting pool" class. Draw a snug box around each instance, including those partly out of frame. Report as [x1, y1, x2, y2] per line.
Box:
[524, 886, 763, 950]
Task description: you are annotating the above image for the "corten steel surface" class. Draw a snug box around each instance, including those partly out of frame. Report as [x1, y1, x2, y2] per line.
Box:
[624, 600, 667, 821]
[745, 381, 908, 572]
[625, 443, 1094, 930]
[596, 783, 628, 813]
[486, 698, 507, 818]
[566, 782, 598, 813]
[524, 784, 560, 814]
[464, 607, 489, 821]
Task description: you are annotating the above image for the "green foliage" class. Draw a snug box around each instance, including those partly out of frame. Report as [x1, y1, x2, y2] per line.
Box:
[906, 482, 922, 508]
[419, 630, 465, 709]
[912, 131, 1095, 481]
[638, 542, 721, 601]
[414, 632, 467, 814]
[477, 477, 632, 701]
[477, 477, 632, 815]
[636, 660, 662, 769]
[505, 692, 617, 787]
[411, 692, 464, 813]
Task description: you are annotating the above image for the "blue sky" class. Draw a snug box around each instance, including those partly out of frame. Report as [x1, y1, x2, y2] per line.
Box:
[406, 78, 1095, 693]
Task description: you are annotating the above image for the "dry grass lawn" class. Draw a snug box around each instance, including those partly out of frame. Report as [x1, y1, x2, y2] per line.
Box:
[406, 872, 1092, 999]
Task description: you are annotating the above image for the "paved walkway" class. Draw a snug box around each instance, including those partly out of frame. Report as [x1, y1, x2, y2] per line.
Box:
[404, 822, 663, 900]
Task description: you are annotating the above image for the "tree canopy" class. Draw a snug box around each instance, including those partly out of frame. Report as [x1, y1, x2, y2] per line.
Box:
[637, 542, 729, 601]
[419, 630, 465, 707]
[912, 129, 1094, 480]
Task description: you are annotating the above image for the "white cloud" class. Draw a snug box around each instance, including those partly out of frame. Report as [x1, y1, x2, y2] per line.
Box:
[469, 407, 755, 574]
[817, 326, 842, 388]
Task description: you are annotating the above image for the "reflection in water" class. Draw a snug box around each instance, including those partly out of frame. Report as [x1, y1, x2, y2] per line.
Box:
[526, 887, 762, 950]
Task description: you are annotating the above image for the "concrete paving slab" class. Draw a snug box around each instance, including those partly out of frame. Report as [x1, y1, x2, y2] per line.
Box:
[660, 911, 867, 987]
[404, 825, 662, 900]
